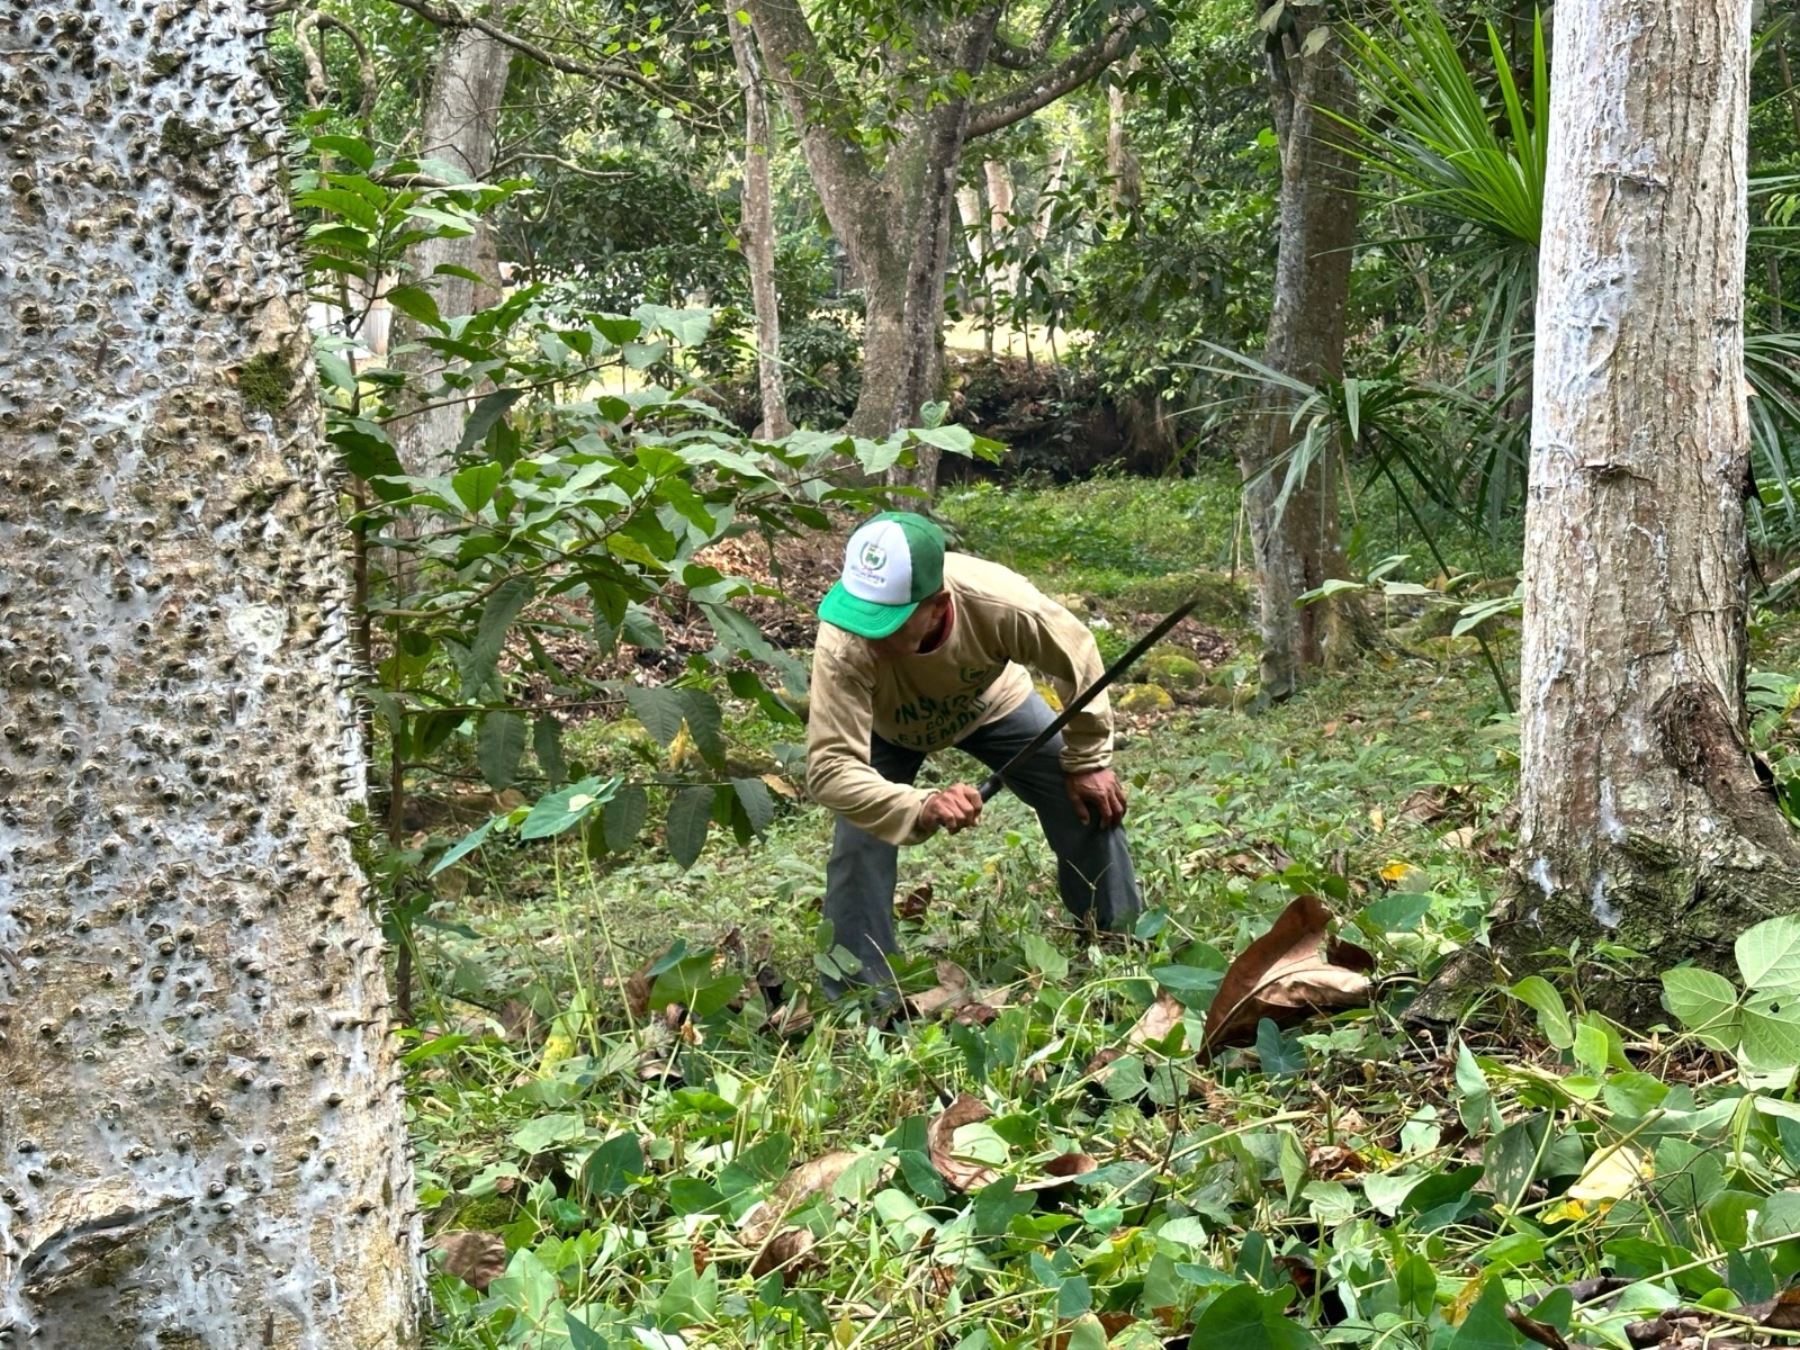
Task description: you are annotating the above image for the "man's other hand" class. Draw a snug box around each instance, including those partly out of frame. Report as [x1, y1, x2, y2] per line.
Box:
[1066, 768, 1127, 829]
[923, 784, 984, 835]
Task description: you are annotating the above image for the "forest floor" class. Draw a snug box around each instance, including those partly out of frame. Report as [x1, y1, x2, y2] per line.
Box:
[407, 470, 1800, 1350]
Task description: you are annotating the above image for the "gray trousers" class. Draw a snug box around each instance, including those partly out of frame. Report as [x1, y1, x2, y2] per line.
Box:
[823, 693, 1140, 995]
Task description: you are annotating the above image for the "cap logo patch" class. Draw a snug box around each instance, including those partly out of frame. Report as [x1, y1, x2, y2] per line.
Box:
[859, 541, 888, 572]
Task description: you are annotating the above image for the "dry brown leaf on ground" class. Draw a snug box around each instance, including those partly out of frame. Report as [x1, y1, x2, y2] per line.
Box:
[1201, 895, 1375, 1052]
[1016, 1152, 1098, 1195]
[748, 1227, 817, 1282]
[1086, 992, 1186, 1083]
[898, 883, 934, 920]
[908, 960, 974, 1018]
[927, 1094, 1002, 1192]
[739, 1150, 866, 1245]
[430, 1231, 507, 1291]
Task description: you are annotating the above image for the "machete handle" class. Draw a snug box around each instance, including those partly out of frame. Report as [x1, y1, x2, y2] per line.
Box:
[978, 772, 1005, 803]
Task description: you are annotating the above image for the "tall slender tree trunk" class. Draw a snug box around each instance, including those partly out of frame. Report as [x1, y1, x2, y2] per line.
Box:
[1466, 0, 1799, 1017]
[0, 1, 418, 1341]
[395, 13, 510, 474]
[729, 13, 791, 438]
[1239, 23, 1364, 702]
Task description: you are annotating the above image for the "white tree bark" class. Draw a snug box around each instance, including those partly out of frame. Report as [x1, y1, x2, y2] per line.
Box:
[1496, 0, 1800, 1008]
[983, 159, 1021, 311]
[0, 1, 418, 1341]
[729, 14, 791, 439]
[395, 14, 510, 474]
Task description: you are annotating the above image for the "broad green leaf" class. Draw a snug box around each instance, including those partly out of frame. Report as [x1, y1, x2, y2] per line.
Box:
[1019, 932, 1069, 981]
[1151, 964, 1222, 1007]
[1189, 1283, 1317, 1350]
[564, 1312, 609, 1350]
[1738, 915, 1800, 992]
[582, 1133, 643, 1198]
[317, 348, 357, 393]
[519, 776, 618, 840]
[451, 461, 504, 514]
[657, 1250, 718, 1327]
[1506, 976, 1575, 1049]
[387, 283, 445, 331]
[603, 785, 649, 853]
[1455, 1041, 1501, 1133]
[1484, 1112, 1549, 1210]
[1395, 1251, 1436, 1317]
[1449, 1279, 1525, 1348]
[1062, 1314, 1106, 1350]
[1740, 990, 1800, 1073]
[626, 685, 687, 746]
[512, 1111, 585, 1155]
[731, 777, 775, 836]
[1662, 967, 1743, 1050]
[1572, 1020, 1611, 1075]
[1358, 892, 1433, 932]
[458, 388, 525, 455]
[1255, 1019, 1304, 1077]
[1363, 1171, 1422, 1217]
[534, 715, 566, 789]
[476, 711, 526, 789]
[465, 578, 533, 694]
[429, 812, 502, 877]
[667, 786, 714, 867]
[308, 134, 376, 169]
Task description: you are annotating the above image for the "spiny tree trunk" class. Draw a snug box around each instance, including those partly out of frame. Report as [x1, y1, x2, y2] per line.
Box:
[729, 12, 791, 438]
[395, 12, 510, 474]
[0, 1, 418, 1341]
[1239, 19, 1365, 702]
[1458, 0, 1800, 1019]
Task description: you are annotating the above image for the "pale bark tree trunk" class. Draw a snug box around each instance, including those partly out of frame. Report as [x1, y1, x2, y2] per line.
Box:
[395, 12, 510, 474]
[984, 158, 1020, 323]
[0, 0, 418, 1343]
[1469, 0, 1799, 1017]
[1239, 18, 1365, 702]
[729, 13, 792, 439]
[954, 182, 995, 353]
[1106, 76, 1141, 213]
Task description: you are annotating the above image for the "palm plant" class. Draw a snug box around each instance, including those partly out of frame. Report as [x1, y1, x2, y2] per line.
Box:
[1336, 1, 1800, 548]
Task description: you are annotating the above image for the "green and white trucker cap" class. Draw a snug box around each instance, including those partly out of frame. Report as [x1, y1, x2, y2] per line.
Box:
[817, 512, 946, 639]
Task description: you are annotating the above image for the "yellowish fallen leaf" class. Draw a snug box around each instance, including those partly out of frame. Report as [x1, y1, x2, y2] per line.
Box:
[1379, 860, 1417, 884]
[1568, 1143, 1652, 1203]
[668, 722, 702, 771]
[1445, 1276, 1484, 1326]
[1369, 806, 1387, 833]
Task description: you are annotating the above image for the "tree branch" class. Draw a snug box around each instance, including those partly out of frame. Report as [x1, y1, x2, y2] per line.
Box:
[381, 0, 678, 107]
[742, 0, 877, 250]
[967, 6, 1148, 140]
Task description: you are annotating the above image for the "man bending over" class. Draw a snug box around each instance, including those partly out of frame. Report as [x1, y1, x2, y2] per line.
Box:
[806, 511, 1141, 996]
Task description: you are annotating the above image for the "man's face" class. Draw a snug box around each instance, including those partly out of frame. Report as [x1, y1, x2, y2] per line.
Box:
[866, 594, 949, 660]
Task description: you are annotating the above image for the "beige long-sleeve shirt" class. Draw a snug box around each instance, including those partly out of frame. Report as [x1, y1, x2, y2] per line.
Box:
[806, 553, 1113, 846]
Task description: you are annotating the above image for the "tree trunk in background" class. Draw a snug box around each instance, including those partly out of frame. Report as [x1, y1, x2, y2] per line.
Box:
[984, 159, 1020, 318]
[395, 13, 510, 474]
[0, 1, 418, 1341]
[746, 0, 1144, 484]
[729, 13, 791, 438]
[1106, 68, 1179, 466]
[1239, 22, 1364, 701]
[1106, 76, 1141, 212]
[1471, 0, 1798, 1017]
